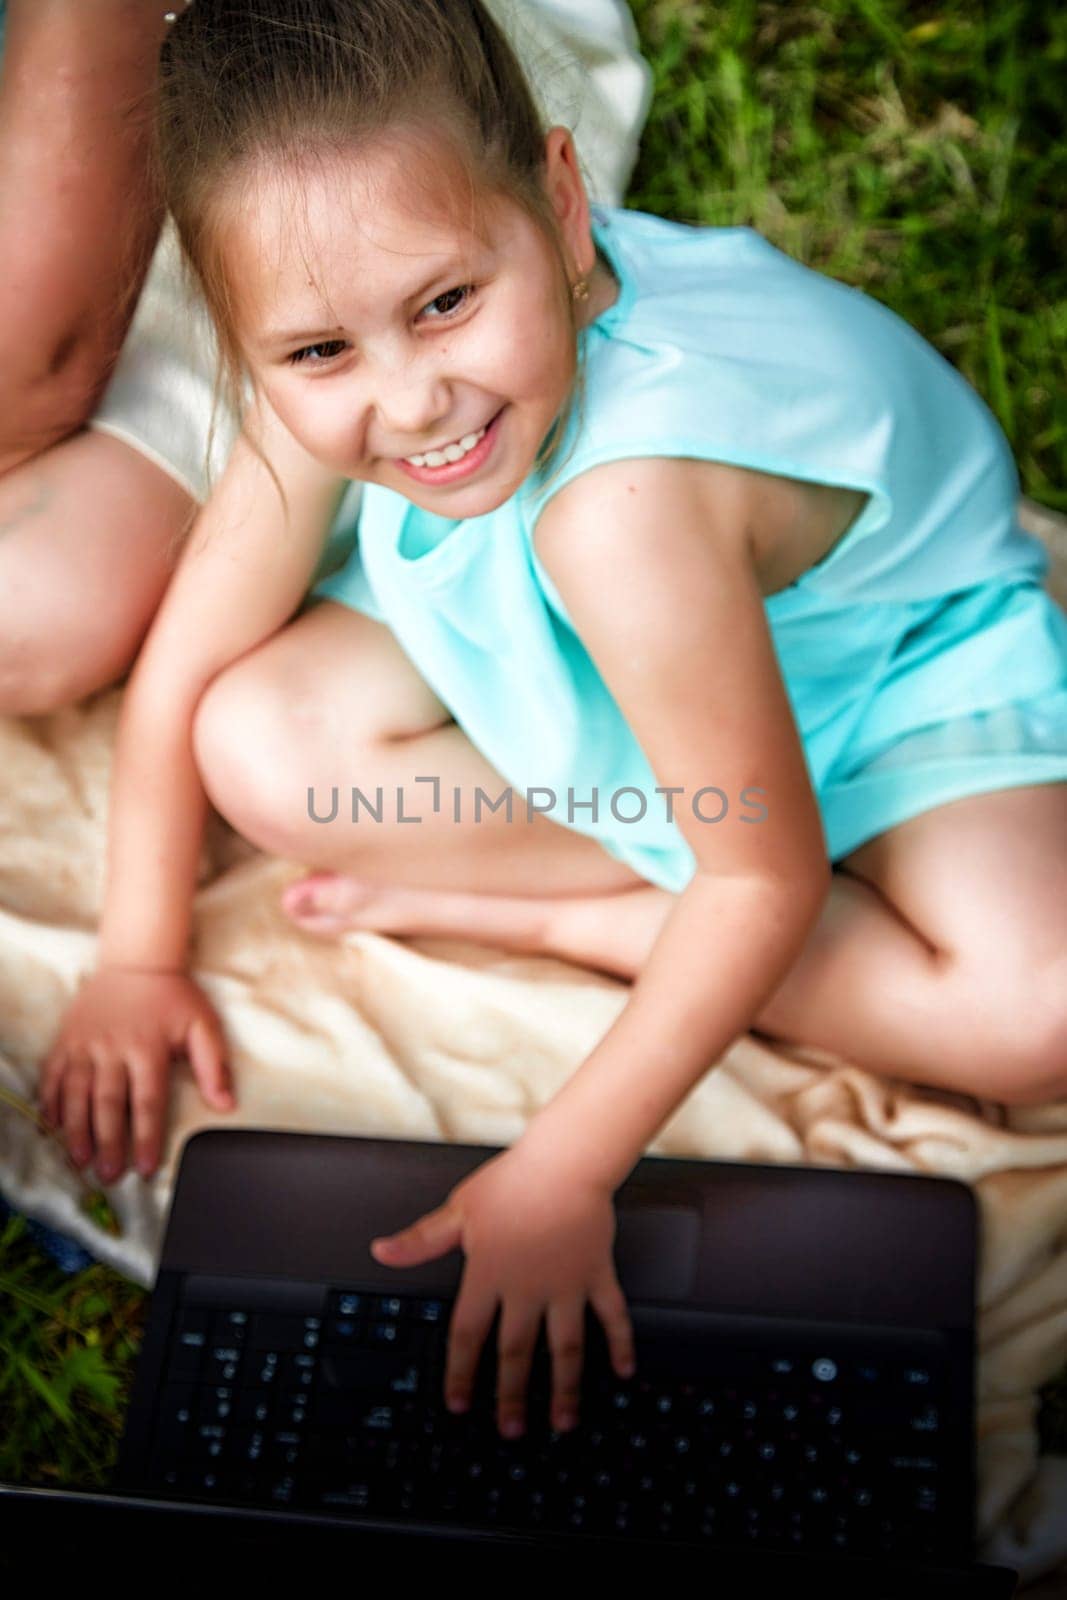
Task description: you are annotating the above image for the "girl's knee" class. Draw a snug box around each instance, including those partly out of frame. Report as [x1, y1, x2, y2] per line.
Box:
[1001, 988, 1067, 1106]
[193, 658, 271, 785]
[958, 965, 1067, 1107]
[192, 656, 318, 846]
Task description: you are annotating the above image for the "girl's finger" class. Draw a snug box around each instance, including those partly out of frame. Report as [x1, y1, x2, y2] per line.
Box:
[59, 1053, 94, 1168]
[86, 1046, 129, 1184]
[443, 1276, 498, 1419]
[494, 1297, 543, 1439]
[187, 1015, 234, 1110]
[37, 1049, 67, 1130]
[544, 1295, 587, 1433]
[370, 1204, 462, 1267]
[129, 1052, 169, 1179]
[589, 1271, 637, 1381]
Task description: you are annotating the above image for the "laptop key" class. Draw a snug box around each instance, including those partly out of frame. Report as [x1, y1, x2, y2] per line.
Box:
[266, 1432, 303, 1471]
[415, 1298, 447, 1325]
[275, 1393, 311, 1428]
[228, 1426, 269, 1466]
[165, 1333, 207, 1382]
[190, 1422, 229, 1462]
[888, 1452, 938, 1474]
[186, 1466, 228, 1497]
[233, 1388, 273, 1425]
[905, 1403, 940, 1435]
[367, 1320, 407, 1351]
[147, 1459, 226, 1498]
[323, 1317, 362, 1345]
[196, 1385, 234, 1423]
[248, 1353, 283, 1387]
[250, 1314, 322, 1351]
[156, 1381, 197, 1429]
[211, 1309, 250, 1343]
[283, 1352, 319, 1389]
[314, 1478, 377, 1512]
[314, 1349, 425, 1405]
[310, 1452, 398, 1510]
[203, 1345, 244, 1385]
[373, 1296, 406, 1320]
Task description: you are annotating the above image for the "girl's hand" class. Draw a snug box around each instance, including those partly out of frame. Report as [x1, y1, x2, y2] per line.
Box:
[37, 968, 234, 1185]
[368, 1146, 637, 1439]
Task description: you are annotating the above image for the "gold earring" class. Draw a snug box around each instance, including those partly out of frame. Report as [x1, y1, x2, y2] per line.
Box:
[571, 276, 590, 303]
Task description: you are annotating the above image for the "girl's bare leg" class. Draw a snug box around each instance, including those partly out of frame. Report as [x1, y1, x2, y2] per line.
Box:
[285, 789, 1067, 1106]
[194, 602, 651, 898]
[193, 603, 1067, 1105]
[0, 430, 196, 714]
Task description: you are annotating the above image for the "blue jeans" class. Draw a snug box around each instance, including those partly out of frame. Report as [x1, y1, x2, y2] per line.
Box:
[0, 1191, 96, 1274]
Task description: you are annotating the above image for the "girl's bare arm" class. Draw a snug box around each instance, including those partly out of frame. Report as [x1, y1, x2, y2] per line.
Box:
[0, 1, 174, 471]
[524, 454, 832, 1188]
[38, 400, 348, 1177]
[98, 399, 348, 970]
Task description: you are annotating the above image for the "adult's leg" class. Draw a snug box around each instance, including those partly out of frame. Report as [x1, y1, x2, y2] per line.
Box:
[0, 430, 196, 714]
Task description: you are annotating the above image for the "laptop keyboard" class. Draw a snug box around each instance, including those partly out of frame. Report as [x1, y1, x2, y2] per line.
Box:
[142, 1282, 956, 1558]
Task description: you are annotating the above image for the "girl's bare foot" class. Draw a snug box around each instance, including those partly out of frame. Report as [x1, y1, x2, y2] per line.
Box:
[280, 871, 553, 951]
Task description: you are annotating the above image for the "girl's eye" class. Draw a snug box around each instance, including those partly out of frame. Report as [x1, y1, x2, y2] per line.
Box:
[420, 284, 475, 320]
[286, 339, 348, 367]
[283, 287, 475, 366]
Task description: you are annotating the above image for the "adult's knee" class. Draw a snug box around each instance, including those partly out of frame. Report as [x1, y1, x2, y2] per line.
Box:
[0, 431, 192, 715]
[0, 583, 134, 715]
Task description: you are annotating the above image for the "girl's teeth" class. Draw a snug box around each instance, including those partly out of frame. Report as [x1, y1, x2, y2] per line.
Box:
[405, 425, 486, 469]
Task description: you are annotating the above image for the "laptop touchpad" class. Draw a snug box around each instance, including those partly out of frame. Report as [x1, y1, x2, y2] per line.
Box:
[614, 1205, 702, 1299]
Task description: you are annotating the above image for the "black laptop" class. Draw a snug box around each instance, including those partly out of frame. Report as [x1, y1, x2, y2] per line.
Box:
[0, 1128, 1019, 1592]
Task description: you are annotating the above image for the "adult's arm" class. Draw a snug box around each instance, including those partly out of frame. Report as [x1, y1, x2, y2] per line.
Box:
[0, 0, 175, 474]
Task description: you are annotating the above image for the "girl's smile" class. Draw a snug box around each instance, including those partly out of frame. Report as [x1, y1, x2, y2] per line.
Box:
[224, 127, 617, 517]
[393, 403, 507, 487]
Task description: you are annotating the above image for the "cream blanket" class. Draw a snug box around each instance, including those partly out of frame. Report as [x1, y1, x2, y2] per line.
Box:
[1, 499, 1065, 1589]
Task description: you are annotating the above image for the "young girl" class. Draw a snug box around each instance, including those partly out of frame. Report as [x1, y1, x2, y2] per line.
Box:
[39, 0, 1067, 1443]
[0, 0, 649, 716]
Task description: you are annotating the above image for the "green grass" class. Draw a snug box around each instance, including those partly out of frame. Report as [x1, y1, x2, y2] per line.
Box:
[625, 0, 1066, 510]
[0, 1213, 146, 1489]
[3, 0, 1066, 1486]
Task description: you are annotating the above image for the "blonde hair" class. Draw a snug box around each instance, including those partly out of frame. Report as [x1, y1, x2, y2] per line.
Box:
[156, 0, 589, 502]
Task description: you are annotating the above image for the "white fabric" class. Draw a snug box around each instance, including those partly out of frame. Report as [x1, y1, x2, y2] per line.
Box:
[87, 0, 653, 506]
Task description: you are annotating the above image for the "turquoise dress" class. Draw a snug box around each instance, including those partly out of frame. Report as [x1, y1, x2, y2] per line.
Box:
[312, 203, 1067, 892]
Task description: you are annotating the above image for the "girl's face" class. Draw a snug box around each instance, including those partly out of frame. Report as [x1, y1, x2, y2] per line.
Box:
[224, 125, 613, 518]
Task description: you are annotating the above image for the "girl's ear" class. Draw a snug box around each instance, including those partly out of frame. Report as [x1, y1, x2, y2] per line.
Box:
[542, 125, 596, 279]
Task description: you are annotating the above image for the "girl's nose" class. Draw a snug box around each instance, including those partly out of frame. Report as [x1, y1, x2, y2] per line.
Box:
[374, 370, 453, 443]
